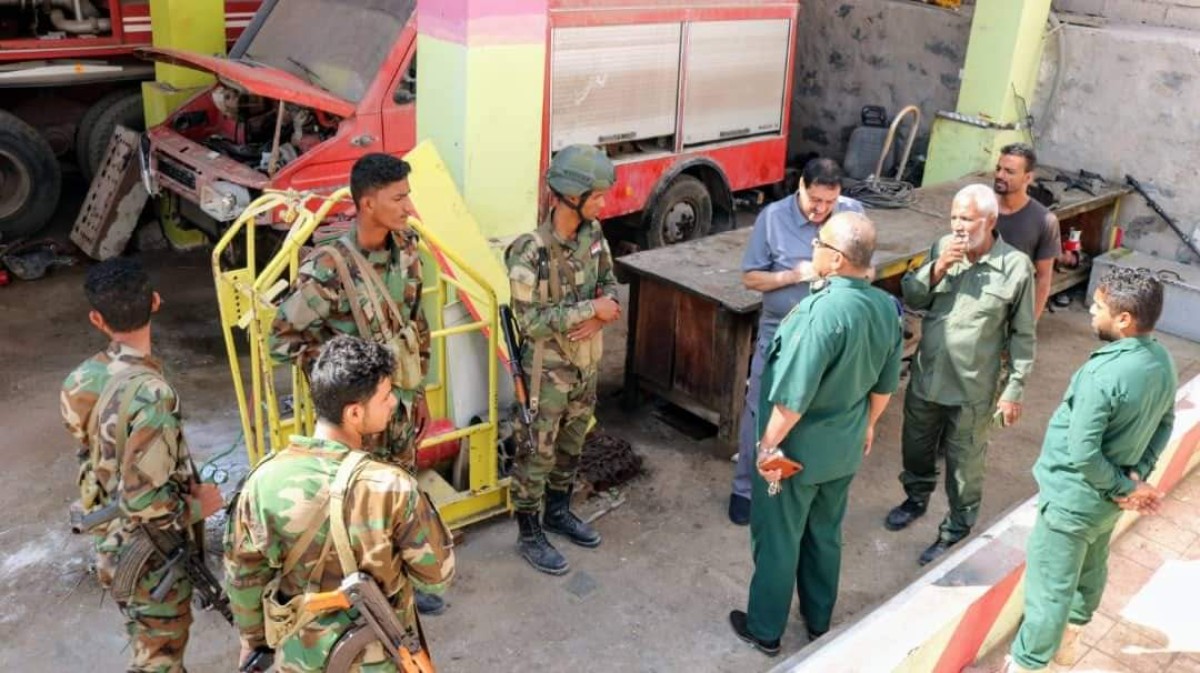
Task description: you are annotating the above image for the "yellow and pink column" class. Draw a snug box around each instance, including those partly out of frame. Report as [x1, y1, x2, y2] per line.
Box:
[416, 0, 548, 241]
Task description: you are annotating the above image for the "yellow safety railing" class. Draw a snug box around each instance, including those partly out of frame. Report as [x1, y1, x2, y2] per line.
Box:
[212, 190, 510, 528]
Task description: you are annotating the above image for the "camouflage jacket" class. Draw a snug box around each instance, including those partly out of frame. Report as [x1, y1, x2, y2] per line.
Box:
[506, 216, 619, 372]
[224, 436, 455, 655]
[270, 229, 431, 402]
[60, 342, 200, 586]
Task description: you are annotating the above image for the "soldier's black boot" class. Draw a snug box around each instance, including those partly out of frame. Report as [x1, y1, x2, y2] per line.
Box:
[543, 487, 602, 548]
[517, 511, 570, 575]
[414, 590, 446, 615]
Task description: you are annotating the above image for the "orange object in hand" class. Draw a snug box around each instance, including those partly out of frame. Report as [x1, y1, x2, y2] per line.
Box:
[759, 454, 803, 480]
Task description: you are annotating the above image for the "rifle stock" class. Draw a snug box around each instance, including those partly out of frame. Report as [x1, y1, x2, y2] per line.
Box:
[139, 524, 235, 625]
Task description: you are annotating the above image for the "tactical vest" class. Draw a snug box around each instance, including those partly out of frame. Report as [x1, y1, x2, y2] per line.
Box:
[320, 237, 423, 390]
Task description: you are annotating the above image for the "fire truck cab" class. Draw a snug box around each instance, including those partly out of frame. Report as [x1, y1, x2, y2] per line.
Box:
[140, 0, 798, 249]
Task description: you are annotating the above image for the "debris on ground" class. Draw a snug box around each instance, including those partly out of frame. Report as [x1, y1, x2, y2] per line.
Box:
[579, 430, 644, 493]
[0, 239, 77, 281]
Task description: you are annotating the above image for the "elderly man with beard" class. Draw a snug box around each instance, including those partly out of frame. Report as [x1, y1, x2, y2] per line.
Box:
[884, 184, 1037, 566]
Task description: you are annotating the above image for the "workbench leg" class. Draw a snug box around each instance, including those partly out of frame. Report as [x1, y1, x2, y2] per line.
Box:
[714, 307, 754, 448]
[621, 277, 643, 412]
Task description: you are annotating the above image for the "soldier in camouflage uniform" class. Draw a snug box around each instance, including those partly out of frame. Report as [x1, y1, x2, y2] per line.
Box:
[269, 154, 445, 615]
[225, 336, 455, 673]
[270, 153, 431, 471]
[60, 259, 224, 673]
[506, 144, 621, 575]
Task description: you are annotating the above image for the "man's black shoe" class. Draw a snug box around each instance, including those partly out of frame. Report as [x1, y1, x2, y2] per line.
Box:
[807, 628, 827, 643]
[728, 494, 751, 526]
[918, 537, 963, 566]
[729, 610, 781, 657]
[415, 590, 446, 615]
[885, 498, 927, 531]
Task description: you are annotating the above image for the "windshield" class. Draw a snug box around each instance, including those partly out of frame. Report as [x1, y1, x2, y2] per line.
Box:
[233, 0, 414, 103]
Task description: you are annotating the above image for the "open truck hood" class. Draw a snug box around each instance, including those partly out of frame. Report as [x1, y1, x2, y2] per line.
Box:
[136, 47, 357, 118]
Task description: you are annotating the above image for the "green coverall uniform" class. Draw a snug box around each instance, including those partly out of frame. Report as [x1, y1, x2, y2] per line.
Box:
[746, 277, 903, 642]
[899, 234, 1036, 542]
[1011, 335, 1176, 670]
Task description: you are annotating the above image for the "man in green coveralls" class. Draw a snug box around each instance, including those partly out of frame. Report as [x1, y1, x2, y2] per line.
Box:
[729, 212, 903, 656]
[885, 184, 1037, 566]
[1000, 268, 1176, 672]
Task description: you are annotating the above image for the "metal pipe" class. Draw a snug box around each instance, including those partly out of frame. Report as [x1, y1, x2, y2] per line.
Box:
[873, 104, 922, 181]
[49, 8, 110, 34]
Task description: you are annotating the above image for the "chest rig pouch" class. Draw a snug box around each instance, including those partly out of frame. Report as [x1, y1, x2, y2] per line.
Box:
[532, 223, 605, 371]
[261, 451, 368, 648]
[322, 242, 423, 391]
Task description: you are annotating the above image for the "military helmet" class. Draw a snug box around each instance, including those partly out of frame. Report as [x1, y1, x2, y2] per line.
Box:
[546, 145, 616, 197]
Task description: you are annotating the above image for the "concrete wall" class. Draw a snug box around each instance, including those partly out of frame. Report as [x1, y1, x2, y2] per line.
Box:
[1032, 19, 1200, 264]
[1054, 0, 1200, 31]
[788, 0, 972, 168]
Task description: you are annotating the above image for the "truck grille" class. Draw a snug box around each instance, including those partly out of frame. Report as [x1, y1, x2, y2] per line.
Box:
[157, 153, 196, 190]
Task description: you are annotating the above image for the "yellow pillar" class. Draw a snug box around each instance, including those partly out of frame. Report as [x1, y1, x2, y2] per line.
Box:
[415, 0, 548, 242]
[142, 0, 227, 250]
[141, 0, 227, 126]
[923, 0, 1052, 185]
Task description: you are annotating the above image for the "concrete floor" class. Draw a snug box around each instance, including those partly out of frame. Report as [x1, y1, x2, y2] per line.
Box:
[3, 185, 1200, 672]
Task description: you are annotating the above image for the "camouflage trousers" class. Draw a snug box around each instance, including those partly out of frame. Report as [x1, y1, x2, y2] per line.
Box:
[510, 365, 598, 512]
[117, 560, 194, 673]
[363, 387, 421, 473]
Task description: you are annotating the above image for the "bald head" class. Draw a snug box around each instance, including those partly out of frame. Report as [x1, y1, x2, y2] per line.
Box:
[822, 212, 877, 270]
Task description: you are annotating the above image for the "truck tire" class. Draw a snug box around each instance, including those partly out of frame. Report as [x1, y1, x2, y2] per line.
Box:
[0, 109, 61, 242]
[645, 175, 712, 248]
[76, 89, 145, 184]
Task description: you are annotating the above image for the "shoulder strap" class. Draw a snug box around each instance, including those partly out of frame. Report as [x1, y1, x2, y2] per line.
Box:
[534, 223, 572, 301]
[591, 222, 614, 284]
[279, 482, 334, 580]
[320, 245, 374, 339]
[526, 229, 559, 415]
[342, 243, 407, 341]
[329, 451, 371, 576]
[87, 366, 159, 481]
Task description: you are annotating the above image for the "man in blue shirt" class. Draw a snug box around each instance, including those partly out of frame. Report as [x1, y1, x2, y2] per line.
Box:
[729, 158, 865, 525]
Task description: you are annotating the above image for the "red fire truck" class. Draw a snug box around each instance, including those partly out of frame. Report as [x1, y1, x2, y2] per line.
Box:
[0, 0, 259, 240]
[139, 0, 798, 249]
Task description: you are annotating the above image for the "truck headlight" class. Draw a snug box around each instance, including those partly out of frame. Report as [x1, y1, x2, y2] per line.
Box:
[199, 181, 251, 222]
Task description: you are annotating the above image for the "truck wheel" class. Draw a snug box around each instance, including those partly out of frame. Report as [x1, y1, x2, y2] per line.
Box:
[0, 110, 61, 241]
[645, 175, 712, 248]
[77, 89, 145, 184]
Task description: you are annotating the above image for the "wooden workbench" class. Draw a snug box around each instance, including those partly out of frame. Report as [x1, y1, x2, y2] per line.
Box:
[616, 169, 1129, 446]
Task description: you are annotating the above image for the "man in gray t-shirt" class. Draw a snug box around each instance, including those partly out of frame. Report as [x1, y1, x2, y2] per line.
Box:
[728, 158, 864, 525]
[994, 143, 1061, 320]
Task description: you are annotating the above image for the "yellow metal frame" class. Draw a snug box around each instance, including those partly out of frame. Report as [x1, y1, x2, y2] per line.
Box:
[212, 190, 511, 529]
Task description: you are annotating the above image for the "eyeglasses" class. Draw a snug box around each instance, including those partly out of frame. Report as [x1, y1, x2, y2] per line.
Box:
[812, 237, 845, 256]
